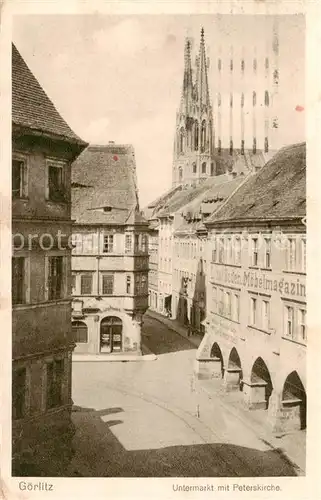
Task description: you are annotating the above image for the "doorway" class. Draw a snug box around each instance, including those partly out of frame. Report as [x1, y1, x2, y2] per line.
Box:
[100, 316, 123, 353]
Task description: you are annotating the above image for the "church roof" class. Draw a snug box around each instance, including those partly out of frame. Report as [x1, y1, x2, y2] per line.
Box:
[174, 175, 245, 235]
[12, 44, 86, 147]
[207, 142, 306, 225]
[71, 144, 147, 225]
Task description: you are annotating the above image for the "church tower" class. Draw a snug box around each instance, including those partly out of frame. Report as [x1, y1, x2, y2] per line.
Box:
[172, 28, 216, 187]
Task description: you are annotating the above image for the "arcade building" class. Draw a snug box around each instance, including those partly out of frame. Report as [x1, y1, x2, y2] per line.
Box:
[195, 143, 307, 434]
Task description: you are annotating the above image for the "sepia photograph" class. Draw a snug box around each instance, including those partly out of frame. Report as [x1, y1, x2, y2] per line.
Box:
[5, 3, 313, 491]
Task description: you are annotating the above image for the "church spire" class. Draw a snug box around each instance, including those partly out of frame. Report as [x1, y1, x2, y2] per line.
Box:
[196, 27, 210, 107]
[180, 37, 193, 113]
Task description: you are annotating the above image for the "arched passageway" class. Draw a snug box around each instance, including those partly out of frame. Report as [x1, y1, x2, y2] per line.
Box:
[282, 371, 307, 430]
[210, 342, 224, 379]
[100, 316, 123, 353]
[227, 347, 243, 391]
[251, 357, 273, 409]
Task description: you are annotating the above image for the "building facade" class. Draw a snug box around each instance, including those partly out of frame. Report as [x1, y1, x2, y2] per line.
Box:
[12, 45, 87, 475]
[195, 143, 306, 434]
[71, 144, 149, 356]
[148, 220, 159, 311]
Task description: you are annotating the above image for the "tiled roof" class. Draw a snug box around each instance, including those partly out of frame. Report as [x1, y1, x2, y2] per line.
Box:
[174, 175, 245, 235]
[207, 143, 306, 224]
[71, 144, 145, 225]
[12, 44, 86, 146]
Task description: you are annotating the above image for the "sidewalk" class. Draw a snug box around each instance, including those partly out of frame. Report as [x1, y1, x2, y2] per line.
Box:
[145, 309, 306, 475]
[199, 379, 306, 475]
[145, 309, 202, 348]
[73, 344, 157, 362]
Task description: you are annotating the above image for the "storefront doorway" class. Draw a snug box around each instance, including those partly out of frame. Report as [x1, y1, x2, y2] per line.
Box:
[100, 316, 123, 353]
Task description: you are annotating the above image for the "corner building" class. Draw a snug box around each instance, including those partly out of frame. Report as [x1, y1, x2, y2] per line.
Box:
[71, 144, 149, 356]
[195, 143, 306, 434]
[12, 45, 87, 475]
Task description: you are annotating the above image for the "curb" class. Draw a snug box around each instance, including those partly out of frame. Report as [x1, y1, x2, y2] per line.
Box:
[198, 382, 305, 476]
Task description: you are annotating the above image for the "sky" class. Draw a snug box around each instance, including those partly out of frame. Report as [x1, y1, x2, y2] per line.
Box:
[13, 14, 305, 207]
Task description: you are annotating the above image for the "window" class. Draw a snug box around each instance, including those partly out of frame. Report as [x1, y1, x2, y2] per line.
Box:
[48, 256, 64, 300]
[178, 167, 183, 181]
[102, 274, 114, 295]
[218, 238, 224, 263]
[298, 309, 306, 341]
[46, 359, 64, 409]
[192, 162, 197, 174]
[80, 274, 93, 295]
[301, 238, 306, 272]
[225, 291, 231, 318]
[218, 289, 224, 315]
[72, 321, 88, 343]
[262, 300, 270, 330]
[141, 275, 147, 291]
[226, 238, 232, 264]
[212, 239, 217, 262]
[12, 257, 26, 305]
[47, 163, 66, 202]
[12, 368, 26, 419]
[194, 121, 199, 151]
[212, 286, 217, 312]
[135, 234, 140, 252]
[141, 234, 148, 253]
[264, 238, 271, 268]
[125, 234, 132, 253]
[287, 237, 296, 270]
[179, 128, 185, 154]
[265, 91, 269, 107]
[285, 305, 294, 338]
[12, 159, 27, 198]
[202, 162, 206, 174]
[201, 120, 206, 152]
[235, 238, 241, 265]
[103, 234, 114, 253]
[71, 274, 76, 294]
[252, 238, 258, 266]
[233, 294, 240, 322]
[126, 275, 131, 294]
[250, 297, 257, 325]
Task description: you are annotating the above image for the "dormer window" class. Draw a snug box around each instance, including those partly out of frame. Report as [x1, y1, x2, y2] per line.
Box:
[103, 206, 112, 212]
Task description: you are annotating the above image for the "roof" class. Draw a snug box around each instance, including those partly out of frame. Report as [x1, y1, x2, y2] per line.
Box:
[214, 148, 275, 176]
[71, 144, 147, 225]
[12, 44, 87, 146]
[207, 143, 306, 224]
[174, 175, 245, 235]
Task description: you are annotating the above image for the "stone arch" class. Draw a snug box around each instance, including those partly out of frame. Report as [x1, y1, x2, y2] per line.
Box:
[100, 315, 123, 353]
[251, 357, 273, 409]
[201, 162, 207, 174]
[210, 342, 224, 378]
[226, 347, 243, 391]
[72, 320, 88, 344]
[282, 371, 307, 430]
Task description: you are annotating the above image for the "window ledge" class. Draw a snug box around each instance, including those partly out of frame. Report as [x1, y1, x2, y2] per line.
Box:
[259, 267, 272, 272]
[283, 270, 306, 276]
[247, 324, 272, 335]
[211, 262, 241, 268]
[281, 336, 306, 347]
[211, 311, 240, 325]
[248, 266, 259, 270]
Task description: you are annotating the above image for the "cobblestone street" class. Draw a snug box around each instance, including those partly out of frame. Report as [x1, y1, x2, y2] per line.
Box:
[66, 316, 303, 477]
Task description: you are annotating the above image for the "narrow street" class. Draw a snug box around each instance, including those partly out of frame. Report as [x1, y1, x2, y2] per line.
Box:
[67, 316, 299, 477]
